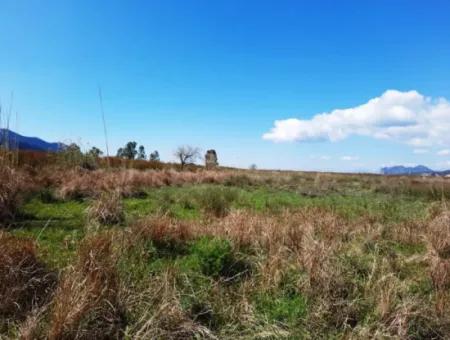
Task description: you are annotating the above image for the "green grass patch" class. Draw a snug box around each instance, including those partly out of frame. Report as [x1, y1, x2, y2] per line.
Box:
[255, 291, 308, 326]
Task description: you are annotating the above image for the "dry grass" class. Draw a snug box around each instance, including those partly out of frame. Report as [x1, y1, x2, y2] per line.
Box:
[128, 215, 194, 248]
[0, 231, 56, 329]
[121, 269, 218, 339]
[54, 168, 237, 199]
[0, 166, 29, 224]
[427, 210, 450, 259]
[426, 208, 450, 316]
[86, 190, 125, 226]
[3, 205, 450, 338]
[47, 233, 125, 340]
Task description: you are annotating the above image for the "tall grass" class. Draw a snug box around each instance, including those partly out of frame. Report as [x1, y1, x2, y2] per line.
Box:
[86, 190, 125, 226]
[0, 165, 30, 224]
[0, 232, 56, 329]
[48, 233, 125, 339]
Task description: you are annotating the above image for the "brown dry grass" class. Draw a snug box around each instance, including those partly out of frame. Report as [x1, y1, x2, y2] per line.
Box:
[54, 168, 237, 199]
[121, 268, 217, 339]
[0, 231, 56, 329]
[426, 209, 450, 316]
[0, 166, 29, 224]
[86, 190, 125, 226]
[427, 210, 450, 259]
[47, 233, 125, 340]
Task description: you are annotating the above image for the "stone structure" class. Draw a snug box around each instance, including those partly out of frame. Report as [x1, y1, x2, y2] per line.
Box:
[205, 149, 218, 169]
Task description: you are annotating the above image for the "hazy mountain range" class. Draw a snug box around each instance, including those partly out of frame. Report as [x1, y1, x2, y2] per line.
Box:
[381, 165, 450, 176]
[0, 129, 64, 152]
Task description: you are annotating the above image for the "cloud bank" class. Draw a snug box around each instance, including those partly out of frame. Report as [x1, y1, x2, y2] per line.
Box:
[263, 90, 450, 147]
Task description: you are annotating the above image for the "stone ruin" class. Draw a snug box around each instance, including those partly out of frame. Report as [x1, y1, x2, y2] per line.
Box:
[205, 149, 218, 169]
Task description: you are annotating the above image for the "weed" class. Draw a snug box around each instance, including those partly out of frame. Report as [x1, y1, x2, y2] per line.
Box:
[87, 190, 125, 226]
[189, 237, 233, 277]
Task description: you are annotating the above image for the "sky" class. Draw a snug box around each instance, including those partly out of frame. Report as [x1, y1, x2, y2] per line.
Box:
[1, 0, 450, 172]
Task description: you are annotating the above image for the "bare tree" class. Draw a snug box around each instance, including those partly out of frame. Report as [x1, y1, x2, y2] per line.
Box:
[174, 145, 201, 170]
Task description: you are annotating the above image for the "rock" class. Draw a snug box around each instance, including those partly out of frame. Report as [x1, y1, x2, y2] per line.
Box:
[205, 149, 218, 169]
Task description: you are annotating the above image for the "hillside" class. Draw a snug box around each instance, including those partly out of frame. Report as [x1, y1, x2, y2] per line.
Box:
[0, 129, 63, 152]
[381, 165, 450, 176]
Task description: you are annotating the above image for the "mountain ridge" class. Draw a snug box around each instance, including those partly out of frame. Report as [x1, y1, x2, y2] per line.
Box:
[381, 165, 450, 176]
[0, 129, 64, 152]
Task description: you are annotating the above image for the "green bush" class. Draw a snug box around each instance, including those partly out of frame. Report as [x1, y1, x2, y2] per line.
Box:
[189, 237, 233, 277]
[195, 186, 238, 217]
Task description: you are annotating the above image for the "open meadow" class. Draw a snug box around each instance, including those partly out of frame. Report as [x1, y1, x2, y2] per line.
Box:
[1, 162, 450, 339]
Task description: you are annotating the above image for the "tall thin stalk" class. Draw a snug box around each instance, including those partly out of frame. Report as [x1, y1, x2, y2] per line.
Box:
[98, 86, 110, 168]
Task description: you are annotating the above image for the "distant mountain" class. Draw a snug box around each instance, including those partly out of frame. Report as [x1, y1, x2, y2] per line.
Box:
[0, 129, 64, 152]
[381, 165, 450, 176]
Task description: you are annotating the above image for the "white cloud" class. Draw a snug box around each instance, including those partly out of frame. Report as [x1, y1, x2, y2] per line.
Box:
[341, 155, 359, 161]
[413, 149, 428, 154]
[437, 149, 450, 156]
[263, 90, 450, 147]
[310, 155, 331, 160]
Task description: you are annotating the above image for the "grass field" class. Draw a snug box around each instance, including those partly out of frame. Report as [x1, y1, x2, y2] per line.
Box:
[1, 166, 450, 339]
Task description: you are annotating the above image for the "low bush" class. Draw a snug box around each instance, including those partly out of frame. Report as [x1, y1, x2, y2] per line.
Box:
[195, 186, 239, 217]
[189, 237, 233, 277]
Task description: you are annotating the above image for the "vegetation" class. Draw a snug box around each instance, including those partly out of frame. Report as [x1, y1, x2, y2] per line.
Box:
[150, 150, 160, 161]
[174, 145, 201, 169]
[1, 162, 450, 338]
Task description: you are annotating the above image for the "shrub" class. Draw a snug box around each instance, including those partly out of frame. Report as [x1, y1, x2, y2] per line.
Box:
[0, 231, 56, 327]
[195, 186, 238, 217]
[190, 237, 233, 277]
[87, 191, 125, 226]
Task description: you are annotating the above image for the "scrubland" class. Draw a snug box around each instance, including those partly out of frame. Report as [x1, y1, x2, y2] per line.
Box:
[1, 164, 450, 339]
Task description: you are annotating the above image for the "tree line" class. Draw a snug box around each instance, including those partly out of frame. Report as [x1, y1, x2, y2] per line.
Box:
[61, 142, 221, 170]
[116, 142, 159, 161]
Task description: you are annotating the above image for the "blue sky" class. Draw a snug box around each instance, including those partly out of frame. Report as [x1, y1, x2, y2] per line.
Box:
[1, 0, 450, 172]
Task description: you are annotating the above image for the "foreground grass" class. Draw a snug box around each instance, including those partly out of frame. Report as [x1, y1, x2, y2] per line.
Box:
[11, 184, 429, 267]
[2, 175, 449, 338]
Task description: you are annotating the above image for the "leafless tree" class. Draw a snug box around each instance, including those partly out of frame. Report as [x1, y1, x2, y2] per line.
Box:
[174, 145, 201, 170]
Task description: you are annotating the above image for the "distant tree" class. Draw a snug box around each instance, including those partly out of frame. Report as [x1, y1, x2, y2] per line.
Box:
[249, 164, 257, 170]
[150, 150, 160, 161]
[174, 145, 201, 170]
[117, 141, 138, 160]
[87, 146, 103, 158]
[137, 145, 146, 160]
[66, 143, 81, 153]
[58, 143, 84, 167]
